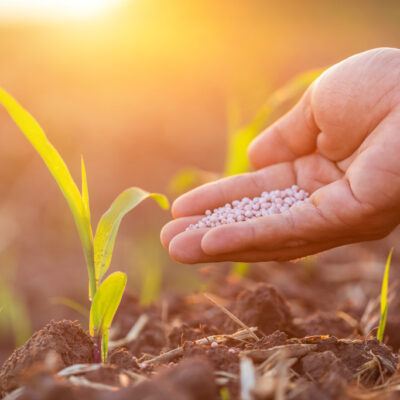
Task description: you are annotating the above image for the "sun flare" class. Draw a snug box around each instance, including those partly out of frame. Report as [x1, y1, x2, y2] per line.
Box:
[0, 0, 121, 20]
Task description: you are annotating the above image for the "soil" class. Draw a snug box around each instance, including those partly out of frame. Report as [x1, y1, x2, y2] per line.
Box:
[0, 263, 400, 400]
[0, 320, 93, 394]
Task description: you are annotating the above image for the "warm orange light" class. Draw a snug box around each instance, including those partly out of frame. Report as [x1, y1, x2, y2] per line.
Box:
[0, 0, 121, 20]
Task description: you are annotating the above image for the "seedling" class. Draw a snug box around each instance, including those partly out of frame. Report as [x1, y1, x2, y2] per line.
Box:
[220, 387, 231, 400]
[0, 88, 169, 362]
[232, 262, 250, 278]
[377, 248, 393, 342]
[51, 297, 89, 320]
[130, 234, 164, 306]
[168, 68, 324, 195]
[0, 252, 31, 346]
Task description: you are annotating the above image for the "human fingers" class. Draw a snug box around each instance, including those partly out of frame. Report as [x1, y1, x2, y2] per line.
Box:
[171, 163, 297, 218]
[247, 86, 319, 169]
[200, 203, 333, 255]
[166, 176, 391, 264]
[200, 178, 375, 256]
[168, 229, 359, 264]
[160, 215, 204, 249]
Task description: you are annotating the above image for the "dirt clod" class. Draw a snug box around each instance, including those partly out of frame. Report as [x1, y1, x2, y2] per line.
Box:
[301, 350, 352, 381]
[108, 348, 138, 371]
[1, 273, 399, 400]
[295, 311, 356, 338]
[0, 320, 93, 394]
[225, 283, 294, 335]
[298, 335, 398, 385]
[252, 330, 288, 349]
[183, 342, 239, 375]
[115, 358, 217, 400]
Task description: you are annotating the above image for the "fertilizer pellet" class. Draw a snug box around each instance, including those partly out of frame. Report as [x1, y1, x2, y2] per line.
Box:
[186, 185, 309, 231]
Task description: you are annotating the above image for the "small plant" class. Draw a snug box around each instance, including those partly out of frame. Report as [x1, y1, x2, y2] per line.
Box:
[130, 234, 164, 307]
[232, 262, 250, 278]
[0, 88, 169, 362]
[0, 251, 31, 347]
[377, 248, 393, 342]
[219, 387, 231, 400]
[168, 68, 324, 195]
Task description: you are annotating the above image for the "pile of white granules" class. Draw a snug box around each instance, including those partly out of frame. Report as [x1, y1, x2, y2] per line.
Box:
[186, 185, 309, 231]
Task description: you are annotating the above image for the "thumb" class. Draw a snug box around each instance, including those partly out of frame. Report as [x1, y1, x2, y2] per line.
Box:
[248, 85, 320, 169]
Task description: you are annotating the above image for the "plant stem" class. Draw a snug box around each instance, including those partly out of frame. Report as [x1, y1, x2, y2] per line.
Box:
[83, 246, 96, 300]
[87, 262, 96, 301]
[93, 335, 102, 363]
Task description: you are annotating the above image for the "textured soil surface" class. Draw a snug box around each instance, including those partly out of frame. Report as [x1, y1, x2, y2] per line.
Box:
[0, 320, 93, 395]
[1, 262, 400, 399]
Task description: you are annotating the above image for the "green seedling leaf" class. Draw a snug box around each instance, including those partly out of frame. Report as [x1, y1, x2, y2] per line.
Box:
[168, 168, 200, 194]
[133, 233, 164, 306]
[377, 248, 393, 342]
[0, 271, 31, 346]
[380, 250, 392, 316]
[0, 88, 96, 298]
[224, 122, 262, 177]
[94, 188, 169, 283]
[377, 304, 388, 343]
[89, 271, 127, 338]
[168, 68, 325, 194]
[51, 297, 89, 319]
[223, 68, 324, 177]
[232, 262, 250, 278]
[220, 387, 231, 400]
[168, 168, 220, 195]
[140, 262, 162, 307]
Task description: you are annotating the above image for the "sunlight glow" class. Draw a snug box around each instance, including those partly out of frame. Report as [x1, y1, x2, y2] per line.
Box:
[0, 0, 121, 21]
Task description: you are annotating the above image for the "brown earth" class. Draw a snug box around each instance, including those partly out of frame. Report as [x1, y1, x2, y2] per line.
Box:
[0, 277, 399, 400]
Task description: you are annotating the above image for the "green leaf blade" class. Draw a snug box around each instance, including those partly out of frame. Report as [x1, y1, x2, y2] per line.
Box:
[89, 271, 127, 338]
[94, 188, 169, 282]
[377, 304, 388, 342]
[0, 88, 96, 297]
[223, 68, 324, 177]
[377, 248, 393, 342]
[380, 248, 392, 315]
[232, 262, 250, 278]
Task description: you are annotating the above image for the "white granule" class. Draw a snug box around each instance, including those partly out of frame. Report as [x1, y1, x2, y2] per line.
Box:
[186, 185, 309, 231]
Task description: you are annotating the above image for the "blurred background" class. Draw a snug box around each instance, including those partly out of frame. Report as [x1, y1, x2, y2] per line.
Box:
[0, 0, 400, 361]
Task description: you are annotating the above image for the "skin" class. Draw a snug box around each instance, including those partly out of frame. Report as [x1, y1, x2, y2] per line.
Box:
[161, 48, 400, 264]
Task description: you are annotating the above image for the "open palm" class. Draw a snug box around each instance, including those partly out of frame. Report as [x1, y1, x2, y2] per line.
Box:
[161, 48, 400, 263]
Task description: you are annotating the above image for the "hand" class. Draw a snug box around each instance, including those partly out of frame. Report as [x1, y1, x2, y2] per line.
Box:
[161, 47, 400, 263]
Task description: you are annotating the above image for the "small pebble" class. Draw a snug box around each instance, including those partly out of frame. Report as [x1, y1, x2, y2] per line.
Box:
[186, 185, 309, 231]
[211, 341, 219, 348]
[228, 348, 237, 354]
